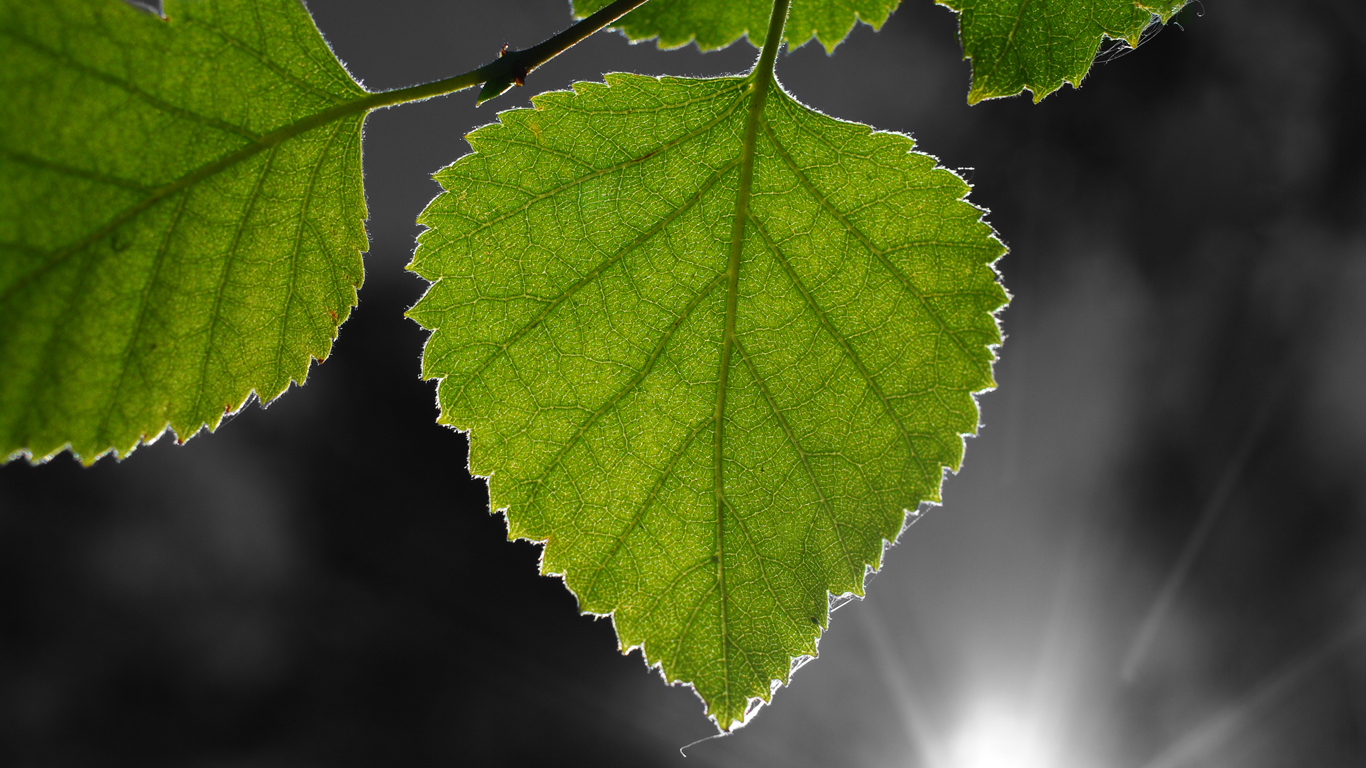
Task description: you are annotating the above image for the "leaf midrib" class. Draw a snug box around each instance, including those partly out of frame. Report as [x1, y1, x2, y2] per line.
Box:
[710, 0, 791, 724]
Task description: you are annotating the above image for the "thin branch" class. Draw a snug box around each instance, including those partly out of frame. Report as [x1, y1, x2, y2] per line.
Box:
[367, 0, 652, 109]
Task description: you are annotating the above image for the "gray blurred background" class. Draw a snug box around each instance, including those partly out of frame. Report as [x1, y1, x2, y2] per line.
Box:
[1, 0, 1363, 765]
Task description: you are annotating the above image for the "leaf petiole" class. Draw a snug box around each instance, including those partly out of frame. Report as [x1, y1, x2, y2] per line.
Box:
[368, 0, 652, 109]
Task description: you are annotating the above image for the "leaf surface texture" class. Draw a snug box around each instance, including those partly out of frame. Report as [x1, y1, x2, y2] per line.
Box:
[409, 73, 1007, 728]
[0, 0, 369, 463]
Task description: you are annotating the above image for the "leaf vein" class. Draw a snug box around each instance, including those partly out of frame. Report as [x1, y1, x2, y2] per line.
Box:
[0, 149, 153, 193]
[191, 145, 278, 423]
[180, 16, 347, 103]
[444, 90, 747, 244]
[521, 272, 726, 504]
[759, 115, 993, 384]
[441, 160, 739, 408]
[0, 27, 264, 142]
[273, 118, 346, 387]
[746, 214, 931, 481]
[732, 333, 860, 590]
[92, 190, 193, 449]
[580, 415, 711, 604]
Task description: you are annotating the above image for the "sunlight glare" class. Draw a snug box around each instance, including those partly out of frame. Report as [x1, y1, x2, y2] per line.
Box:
[948, 705, 1050, 768]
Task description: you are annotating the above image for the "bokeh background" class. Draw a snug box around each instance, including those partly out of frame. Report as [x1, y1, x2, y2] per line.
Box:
[2, 0, 1362, 765]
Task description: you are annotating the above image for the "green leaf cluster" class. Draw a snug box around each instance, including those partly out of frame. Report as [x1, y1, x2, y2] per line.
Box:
[0, 0, 1188, 733]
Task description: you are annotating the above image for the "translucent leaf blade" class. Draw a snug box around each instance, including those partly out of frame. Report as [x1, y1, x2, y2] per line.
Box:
[0, 0, 369, 463]
[410, 73, 1007, 729]
[938, 0, 1189, 103]
[572, 0, 901, 53]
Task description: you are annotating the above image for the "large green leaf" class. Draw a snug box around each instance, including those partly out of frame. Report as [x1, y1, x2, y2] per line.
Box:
[940, 0, 1189, 103]
[409, 72, 1007, 729]
[0, 0, 369, 464]
[573, 0, 900, 53]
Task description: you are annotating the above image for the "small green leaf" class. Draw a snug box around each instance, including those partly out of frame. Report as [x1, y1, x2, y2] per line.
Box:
[409, 73, 1006, 729]
[939, 0, 1189, 103]
[572, 0, 901, 53]
[0, 0, 369, 464]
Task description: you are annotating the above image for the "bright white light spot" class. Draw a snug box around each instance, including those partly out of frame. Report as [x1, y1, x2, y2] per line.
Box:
[948, 704, 1049, 768]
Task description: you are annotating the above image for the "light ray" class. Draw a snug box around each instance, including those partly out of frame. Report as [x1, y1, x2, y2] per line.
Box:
[1137, 615, 1366, 768]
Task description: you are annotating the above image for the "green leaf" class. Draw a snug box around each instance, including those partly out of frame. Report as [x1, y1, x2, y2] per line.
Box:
[408, 72, 1007, 729]
[939, 0, 1189, 103]
[572, 0, 901, 53]
[0, 0, 369, 464]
